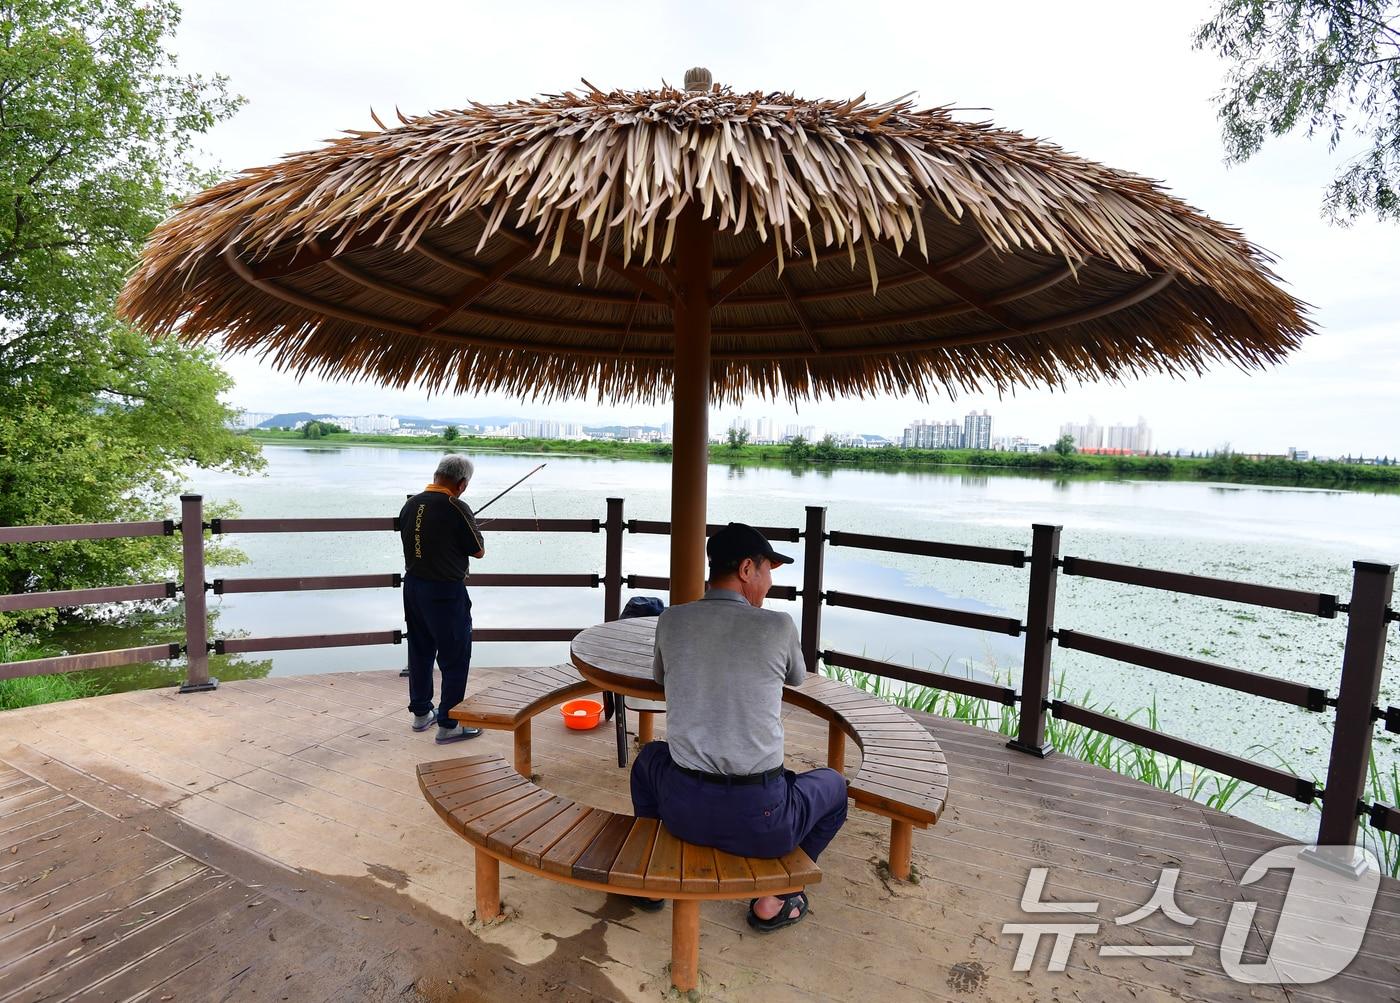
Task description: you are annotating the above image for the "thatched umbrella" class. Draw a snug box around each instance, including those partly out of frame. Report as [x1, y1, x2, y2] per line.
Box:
[118, 68, 1311, 603]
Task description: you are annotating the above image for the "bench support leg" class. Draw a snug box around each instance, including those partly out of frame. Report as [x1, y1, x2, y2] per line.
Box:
[826, 723, 846, 771]
[671, 898, 700, 992]
[637, 710, 655, 746]
[888, 820, 914, 881]
[475, 849, 500, 922]
[513, 720, 532, 779]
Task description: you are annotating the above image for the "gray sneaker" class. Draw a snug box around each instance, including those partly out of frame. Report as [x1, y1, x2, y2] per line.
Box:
[435, 723, 483, 744]
[411, 711, 435, 733]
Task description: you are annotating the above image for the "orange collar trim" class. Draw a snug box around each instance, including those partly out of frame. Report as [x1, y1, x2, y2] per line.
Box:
[424, 484, 455, 495]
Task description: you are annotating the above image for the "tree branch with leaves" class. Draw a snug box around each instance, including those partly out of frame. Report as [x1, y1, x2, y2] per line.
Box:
[1196, 0, 1400, 223]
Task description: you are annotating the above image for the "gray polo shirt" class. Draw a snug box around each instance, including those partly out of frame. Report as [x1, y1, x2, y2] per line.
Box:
[653, 587, 806, 776]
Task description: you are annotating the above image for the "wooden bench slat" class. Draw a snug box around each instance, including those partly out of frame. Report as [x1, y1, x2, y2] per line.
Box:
[515, 803, 595, 868]
[467, 788, 558, 842]
[861, 751, 948, 770]
[542, 809, 614, 877]
[859, 760, 949, 784]
[860, 748, 947, 767]
[680, 842, 718, 893]
[712, 849, 754, 892]
[502, 666, 578, 686]
[486, 676, 576, 700]
[609, 818, 659, 889]
[851, 734, 940, 750]
[450, 704, 529, 724]
[421, 759, 513, 791]
[485, 796, 575, 855]
[644, 823, 683, 892]
[745, 854, 791, 893]
[436, 771, 529, 812]
[572, 813, 636, 883]
[418, 754, 497, 778]
[453, 695, 538, 714]
[448, 779, 538, 827]
[853, 767, 945, 798]
[429, 768, 521, 807]
[852, 772, 945, 803]
[777, 848, 821, 886]
[829, 705, 921, 721]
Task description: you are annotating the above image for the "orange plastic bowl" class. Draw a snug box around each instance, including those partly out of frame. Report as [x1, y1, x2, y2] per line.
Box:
[561, 698, 604, 730]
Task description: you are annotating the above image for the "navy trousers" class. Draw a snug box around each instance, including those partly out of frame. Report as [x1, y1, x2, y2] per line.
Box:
[403, 575, 472, 727]
[630, 741, 848, 862]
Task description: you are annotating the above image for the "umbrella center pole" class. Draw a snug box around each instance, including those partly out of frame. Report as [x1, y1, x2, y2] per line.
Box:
[669, 204, 713, 605]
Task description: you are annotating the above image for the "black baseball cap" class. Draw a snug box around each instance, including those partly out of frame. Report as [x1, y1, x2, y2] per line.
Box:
[706, 523, 794, 570]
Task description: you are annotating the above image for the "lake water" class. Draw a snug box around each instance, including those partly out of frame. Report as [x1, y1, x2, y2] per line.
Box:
[59, 443, 1400, 840]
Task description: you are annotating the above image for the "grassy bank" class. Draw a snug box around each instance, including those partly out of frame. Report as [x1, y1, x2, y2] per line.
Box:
[823, 663, 1399, 877]
[247, 429, 1400, 488]
[0, 635, 106, 710]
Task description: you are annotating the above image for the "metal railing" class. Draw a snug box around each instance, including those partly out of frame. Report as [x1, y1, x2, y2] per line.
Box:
[0, 498, 1395, 851]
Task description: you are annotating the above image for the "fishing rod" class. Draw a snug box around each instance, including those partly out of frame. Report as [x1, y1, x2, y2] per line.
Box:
[472, 463, 546, 522]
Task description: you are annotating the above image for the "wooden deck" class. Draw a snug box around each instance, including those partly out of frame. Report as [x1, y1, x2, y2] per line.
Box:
[1, 667, 1397, 1002]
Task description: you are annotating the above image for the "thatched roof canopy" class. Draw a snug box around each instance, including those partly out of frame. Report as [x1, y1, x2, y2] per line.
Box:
[118, 79, 1311, 404]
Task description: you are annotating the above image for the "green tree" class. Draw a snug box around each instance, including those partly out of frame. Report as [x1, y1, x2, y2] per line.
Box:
[0, 0, 260, 634]
[443, 424, 460, 441]
[813, 435, 840, 463]
[1053, 434, 1077, 456]
[725, 427, 749, 451]
[1196, 1, 1400, 222]
[785, 434, 810, 461]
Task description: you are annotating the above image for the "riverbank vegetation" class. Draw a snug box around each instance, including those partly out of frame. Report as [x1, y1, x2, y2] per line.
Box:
[248, 428, 1400, 488]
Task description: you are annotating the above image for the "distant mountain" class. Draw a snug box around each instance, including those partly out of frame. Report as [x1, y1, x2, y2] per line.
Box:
[256, 412, 330, 429]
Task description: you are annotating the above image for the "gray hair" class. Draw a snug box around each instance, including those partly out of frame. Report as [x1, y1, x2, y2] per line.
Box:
[434, 454, 474, 485]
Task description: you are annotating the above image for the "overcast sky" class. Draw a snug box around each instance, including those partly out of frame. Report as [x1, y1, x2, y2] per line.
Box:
[171, 0, 1398, 455]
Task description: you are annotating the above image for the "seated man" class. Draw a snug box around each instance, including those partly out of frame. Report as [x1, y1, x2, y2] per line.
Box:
[630, 524, 848, 930]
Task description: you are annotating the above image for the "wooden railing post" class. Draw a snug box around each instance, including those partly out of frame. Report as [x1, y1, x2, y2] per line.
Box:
[800, 505, 827, 673]
[604, 497, 624, 621]
[1008, 523, 1060, 756]
[179, 494, 217, 693]
[1317, 560, 1396, 850]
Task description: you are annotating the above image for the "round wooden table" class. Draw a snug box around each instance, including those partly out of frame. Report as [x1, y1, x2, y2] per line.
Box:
[571, 616, 663, 698]
[570, 617, 664, 755]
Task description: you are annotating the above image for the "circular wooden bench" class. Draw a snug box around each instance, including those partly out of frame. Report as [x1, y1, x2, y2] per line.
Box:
[783, 674, 949, 880]
[418, 753, 821, 992]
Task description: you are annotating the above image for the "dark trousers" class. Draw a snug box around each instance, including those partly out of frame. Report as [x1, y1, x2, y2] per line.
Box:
[630, 741, 848, 863]
[403, 575, 472, 727]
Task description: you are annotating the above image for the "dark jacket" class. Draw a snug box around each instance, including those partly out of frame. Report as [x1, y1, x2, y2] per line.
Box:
[399, 487, 485, 582]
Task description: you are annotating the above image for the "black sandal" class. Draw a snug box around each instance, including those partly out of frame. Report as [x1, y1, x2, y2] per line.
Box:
[746, 891, 809, 932]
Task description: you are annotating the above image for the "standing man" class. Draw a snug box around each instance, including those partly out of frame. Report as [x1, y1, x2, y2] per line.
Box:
[400, 455, 485, 743]
[629, 524, 848, 930]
